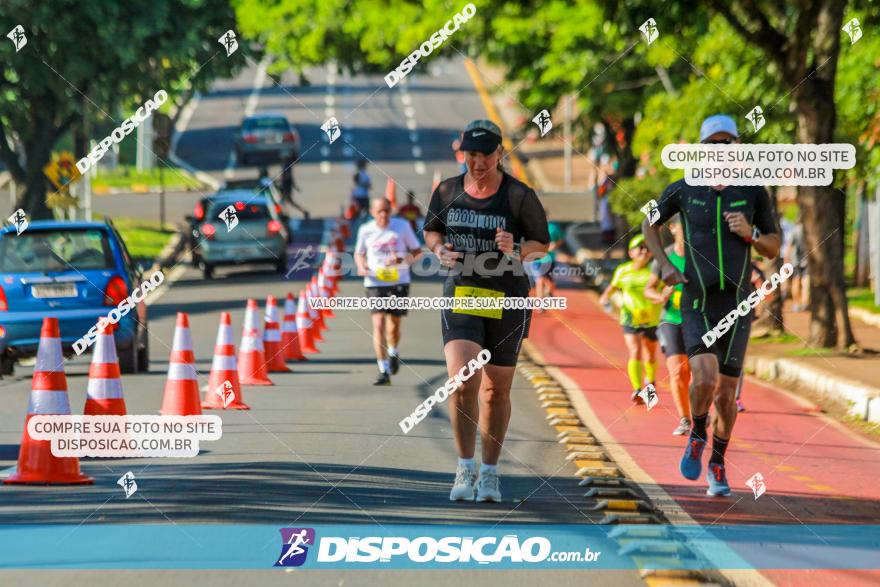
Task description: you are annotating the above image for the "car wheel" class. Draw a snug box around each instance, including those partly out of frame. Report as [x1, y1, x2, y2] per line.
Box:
[0, 355, 14, 377]
[137, 326, 149, 372]
[203, 263, 215, 279]
[118, 339, 138, 375]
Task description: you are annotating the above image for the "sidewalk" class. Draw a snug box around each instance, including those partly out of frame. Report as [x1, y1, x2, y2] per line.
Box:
[478, 66, 880, 426]
[746, 306, 880, 424]
[525, 290, 880, 587]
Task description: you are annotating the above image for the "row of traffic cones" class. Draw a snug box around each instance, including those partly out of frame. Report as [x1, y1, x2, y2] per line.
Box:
[5, 223, 348, 485]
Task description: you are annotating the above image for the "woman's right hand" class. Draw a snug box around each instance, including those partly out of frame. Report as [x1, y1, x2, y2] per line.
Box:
[434, 242, 463, 267]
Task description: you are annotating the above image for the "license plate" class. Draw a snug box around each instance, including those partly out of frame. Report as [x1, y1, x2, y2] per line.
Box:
[32, 283, 77, 298]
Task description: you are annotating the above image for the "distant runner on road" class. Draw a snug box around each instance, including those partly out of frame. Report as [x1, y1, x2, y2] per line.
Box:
[424, 119, 550, 503]
[645, 214, 691, 435]
[641, 114, 780, 497]
[599, 234, 661, 403]
[351, 158, 372, 218]
[355, 196, 422, 386]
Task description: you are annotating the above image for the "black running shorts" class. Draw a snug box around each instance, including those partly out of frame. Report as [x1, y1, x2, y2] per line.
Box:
[365, 283, 409, 316]
[439, 280, 531, 367]
[681, 286, 752, 378]
[657, 322, 686, 357]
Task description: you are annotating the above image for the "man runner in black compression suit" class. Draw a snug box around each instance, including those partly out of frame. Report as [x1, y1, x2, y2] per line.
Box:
[642, 114, 780, 497]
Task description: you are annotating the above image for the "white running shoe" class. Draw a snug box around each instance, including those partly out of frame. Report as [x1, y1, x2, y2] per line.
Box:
[449, 464, 478, 501]
[476, 469, 502, 503]
[673, 417, 691, 436]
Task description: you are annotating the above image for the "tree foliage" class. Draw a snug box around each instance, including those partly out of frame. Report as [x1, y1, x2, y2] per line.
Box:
[0, 0, 242, 218]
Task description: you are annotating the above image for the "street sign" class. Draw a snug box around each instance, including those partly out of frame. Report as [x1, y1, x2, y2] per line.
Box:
[44, 151, 81, 211]
[43, 151, 81, 192]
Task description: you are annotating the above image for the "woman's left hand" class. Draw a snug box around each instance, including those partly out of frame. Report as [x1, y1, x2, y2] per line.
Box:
[495, 227, 514, 255]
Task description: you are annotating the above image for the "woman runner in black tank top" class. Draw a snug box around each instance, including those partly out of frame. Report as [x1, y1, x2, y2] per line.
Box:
[423, 119, 549, 504]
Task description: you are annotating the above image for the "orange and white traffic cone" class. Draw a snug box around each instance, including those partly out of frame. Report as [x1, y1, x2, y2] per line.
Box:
[5, 318, 94, 485]
[203, 312, 249, 410]
[308, 280, 326, 339]
[160, 312, 202, 416]
[263, 296, 291, 372]
[238, 299, 274, 385]
[296, 290, 319, 354]
[84, 319, 127, 416]
[338, 219, 351, 239]
[317, 271, 335, 319]
[385, 177, 397, 210]
[282, 293, 306, 361]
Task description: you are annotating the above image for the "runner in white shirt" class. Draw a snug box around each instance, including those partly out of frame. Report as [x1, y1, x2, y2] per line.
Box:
[355, 197, 423, 385]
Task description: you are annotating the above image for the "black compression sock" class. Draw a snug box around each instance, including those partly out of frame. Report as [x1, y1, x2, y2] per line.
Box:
[709, 434, 729, 466]
[691, 413, 709, 441]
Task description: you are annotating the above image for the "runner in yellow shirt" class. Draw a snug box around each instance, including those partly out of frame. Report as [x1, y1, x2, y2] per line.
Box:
[599, 234, 661, 402]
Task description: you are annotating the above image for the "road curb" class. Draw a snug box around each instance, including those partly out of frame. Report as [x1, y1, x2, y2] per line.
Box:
[850, 306, 880, 328]
[744, 353, 880, 423]
[150, 225, 188, 274]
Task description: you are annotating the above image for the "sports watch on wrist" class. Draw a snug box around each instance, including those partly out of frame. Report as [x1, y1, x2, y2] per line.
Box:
[506, 242, 522, 260]
[746, 226, 761, 244]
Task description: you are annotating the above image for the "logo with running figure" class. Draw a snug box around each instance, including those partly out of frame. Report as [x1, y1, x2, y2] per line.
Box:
[532, 109, 552, 137]
[321, 117, 341, 143]
[219, 30, 238, 57]
[639, 18, 659, 45]
[275, 528, 315, 567]
[8, 208, 28, 235]
[7, 25, 26, 52]
[640, 199, 660, 225]
[746, 472, 766, 499]
[745, 106, 765, 133]
[842, 18, 862, 45]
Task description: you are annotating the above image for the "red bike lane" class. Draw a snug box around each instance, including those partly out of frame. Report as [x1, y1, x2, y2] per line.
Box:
[527, 290, 880, 586]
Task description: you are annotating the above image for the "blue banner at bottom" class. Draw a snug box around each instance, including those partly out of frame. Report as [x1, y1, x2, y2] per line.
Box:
[0, 524, 878, 570]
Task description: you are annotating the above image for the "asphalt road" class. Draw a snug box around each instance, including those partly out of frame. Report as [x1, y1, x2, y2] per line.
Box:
[0, 258, 640, 587]
[174, 58, 475, 219]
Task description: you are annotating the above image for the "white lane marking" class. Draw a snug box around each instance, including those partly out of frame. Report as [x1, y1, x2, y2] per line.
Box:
[411, 146, 422, 158]
[409, 131, 419, 143]
[404, 106, 415, 118]
[325, 107, 335, 118]
[168, 93, 221, 190]
[415, 161, 426, 174]
[320, 161, 331, 174]
[406, 119, 417, 130]
[224, 58, 270, 179]
[325, 95, 335, 106]
[145, 264, 187, 307]
[401, 94, 412, 106]
[320, 145, 330, 157]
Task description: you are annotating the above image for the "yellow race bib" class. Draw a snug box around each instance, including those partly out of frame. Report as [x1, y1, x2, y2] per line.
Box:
[452, 286, 504, 319]
[671, 290, 682, 310]
[375, 267, 399, 282]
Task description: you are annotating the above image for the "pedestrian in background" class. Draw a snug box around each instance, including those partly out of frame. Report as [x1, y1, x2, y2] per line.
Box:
[351, 158, 372, 218]
[396, 190, 423, 235]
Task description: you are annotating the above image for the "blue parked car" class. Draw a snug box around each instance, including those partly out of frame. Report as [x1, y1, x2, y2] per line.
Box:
[0, 220, 149, 376]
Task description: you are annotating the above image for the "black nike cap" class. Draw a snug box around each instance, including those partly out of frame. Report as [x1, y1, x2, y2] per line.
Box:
[459, 119, 502, 154]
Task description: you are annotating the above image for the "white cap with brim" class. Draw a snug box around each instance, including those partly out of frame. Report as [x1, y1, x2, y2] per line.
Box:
[699, 114, 739, 143]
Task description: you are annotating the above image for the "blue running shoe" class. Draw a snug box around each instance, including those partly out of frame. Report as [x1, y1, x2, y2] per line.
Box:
[680, 435, 706, 480]
[706, 463, 731, 496]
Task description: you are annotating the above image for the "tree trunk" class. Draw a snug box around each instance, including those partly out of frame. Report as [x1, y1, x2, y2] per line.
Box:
[793, 77, 855, 348]
[15, 107, 57, 220]
[755, 186, 785, 335]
